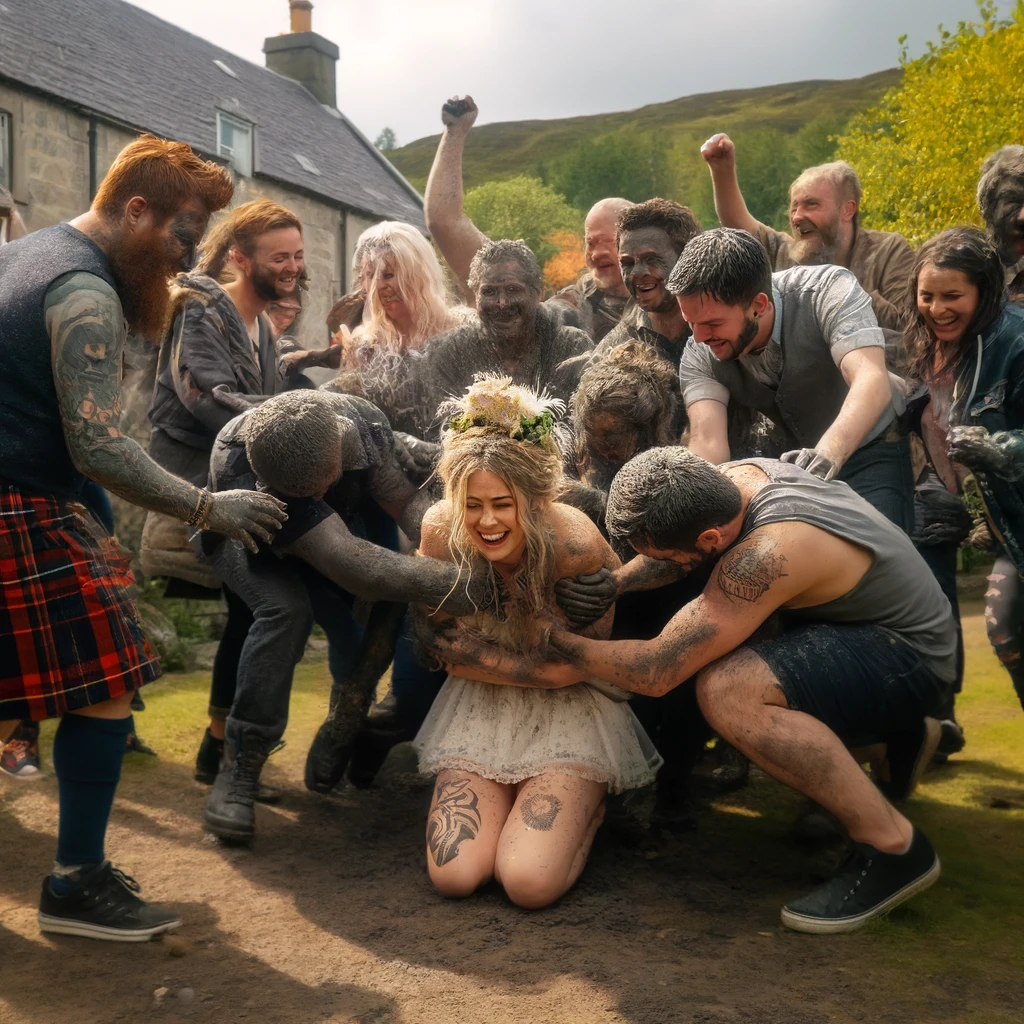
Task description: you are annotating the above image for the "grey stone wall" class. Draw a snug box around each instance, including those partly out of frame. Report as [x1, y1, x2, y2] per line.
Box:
[0, 83, 398, 556]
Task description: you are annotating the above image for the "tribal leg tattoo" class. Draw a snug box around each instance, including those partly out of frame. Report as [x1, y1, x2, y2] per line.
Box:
[427, 777, 482, 867]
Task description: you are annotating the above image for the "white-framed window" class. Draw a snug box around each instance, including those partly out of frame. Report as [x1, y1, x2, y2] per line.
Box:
[0, 110, 11, 190]
[217, 111, 253, 177]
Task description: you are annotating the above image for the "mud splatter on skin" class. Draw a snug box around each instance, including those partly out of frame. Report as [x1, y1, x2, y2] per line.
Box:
[715, 542, 788, 605]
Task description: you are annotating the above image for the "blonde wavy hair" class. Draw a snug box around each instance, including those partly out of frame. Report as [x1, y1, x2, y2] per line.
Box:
[436, 378, 564, 649]
[354, 221, 457, 352]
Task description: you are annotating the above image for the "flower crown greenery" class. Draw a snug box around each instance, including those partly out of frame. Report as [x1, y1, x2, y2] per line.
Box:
[449, 409, 555, 445]
[443, 376, 562, 447]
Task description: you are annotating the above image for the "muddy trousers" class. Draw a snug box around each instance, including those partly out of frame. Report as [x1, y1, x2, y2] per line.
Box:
[984, 555, 1024, 712]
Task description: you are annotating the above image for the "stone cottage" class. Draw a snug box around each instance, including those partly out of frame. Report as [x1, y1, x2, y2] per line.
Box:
[0, 0, 425, 350]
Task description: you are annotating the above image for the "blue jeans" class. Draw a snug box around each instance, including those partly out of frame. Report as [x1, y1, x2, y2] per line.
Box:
[838, 433, 915, 534]
[210, 540, 363, 741]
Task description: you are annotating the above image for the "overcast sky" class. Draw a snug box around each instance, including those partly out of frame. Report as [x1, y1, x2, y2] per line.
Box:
[129, 0, 1009, 146]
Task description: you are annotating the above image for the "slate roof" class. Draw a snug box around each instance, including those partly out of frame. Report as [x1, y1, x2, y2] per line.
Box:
[0, 0, 424, 226]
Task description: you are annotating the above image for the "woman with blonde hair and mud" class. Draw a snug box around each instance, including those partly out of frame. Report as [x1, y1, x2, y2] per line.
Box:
[330, 221, 473, 436]
[413, 378, 661, 909]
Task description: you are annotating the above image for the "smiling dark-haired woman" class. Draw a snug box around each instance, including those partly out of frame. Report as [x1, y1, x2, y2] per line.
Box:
[904, 226, 1024, 713]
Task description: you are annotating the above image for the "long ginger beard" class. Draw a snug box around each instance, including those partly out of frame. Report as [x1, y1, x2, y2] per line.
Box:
[107, 232, 177, 342]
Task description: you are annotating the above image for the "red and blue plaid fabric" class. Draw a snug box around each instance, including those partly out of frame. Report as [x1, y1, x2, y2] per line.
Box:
[0, 486, 161, 721]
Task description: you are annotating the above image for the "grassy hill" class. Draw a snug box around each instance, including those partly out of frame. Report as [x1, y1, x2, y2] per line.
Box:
[389, 69, 902, 193]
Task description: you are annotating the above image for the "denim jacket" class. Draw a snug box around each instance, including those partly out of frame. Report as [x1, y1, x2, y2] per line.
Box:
[952, 303, 1024, 570]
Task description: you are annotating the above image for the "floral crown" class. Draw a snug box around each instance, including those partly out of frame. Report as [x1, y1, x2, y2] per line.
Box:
[443, 376, 563, 446]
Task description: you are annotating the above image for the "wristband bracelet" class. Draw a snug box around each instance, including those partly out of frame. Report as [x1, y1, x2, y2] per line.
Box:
[187, 488, 211, 528]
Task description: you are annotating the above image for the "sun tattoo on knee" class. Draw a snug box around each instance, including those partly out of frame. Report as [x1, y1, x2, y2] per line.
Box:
[520, 792, 562, 831]
[427, 778, 482, 867]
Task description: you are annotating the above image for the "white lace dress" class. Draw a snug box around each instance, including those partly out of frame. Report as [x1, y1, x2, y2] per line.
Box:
[413, 618, 663, 794]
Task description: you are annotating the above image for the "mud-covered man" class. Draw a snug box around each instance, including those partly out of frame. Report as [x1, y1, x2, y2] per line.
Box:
[977, 144, 1024, 305]
[0, 135, 286, 940]
[419, 240, 593, 420]
[423, 95, 631, 342]
[702, 133, 915, 331]
[431, 447, 953, 933]
[590, 199, 702, 372]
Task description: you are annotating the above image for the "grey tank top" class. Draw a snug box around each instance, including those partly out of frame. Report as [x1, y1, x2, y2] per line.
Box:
[731, 459, 957, 684]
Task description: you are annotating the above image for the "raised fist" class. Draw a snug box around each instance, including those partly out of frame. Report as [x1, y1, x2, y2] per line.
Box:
[701, 132, 736, 169]
[204, 489, 288, 554]
[441, 95, 478, 134]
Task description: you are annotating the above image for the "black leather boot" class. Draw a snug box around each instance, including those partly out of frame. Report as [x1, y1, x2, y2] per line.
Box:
[203, 726, 275, 843]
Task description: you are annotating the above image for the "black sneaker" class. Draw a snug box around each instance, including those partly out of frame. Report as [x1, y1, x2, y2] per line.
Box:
[877, 718, 941, 802]
[38, 862, 180, 942]
[932, 718, 966, 764]
[780, 828, 940, 934]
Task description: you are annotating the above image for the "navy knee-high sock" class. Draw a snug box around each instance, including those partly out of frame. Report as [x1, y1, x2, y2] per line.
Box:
[52, 713, 133, 869]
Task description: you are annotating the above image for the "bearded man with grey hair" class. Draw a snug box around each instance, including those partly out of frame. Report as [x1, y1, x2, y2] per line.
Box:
[701, 135, 915, 331]
[418, 239, 593, 422]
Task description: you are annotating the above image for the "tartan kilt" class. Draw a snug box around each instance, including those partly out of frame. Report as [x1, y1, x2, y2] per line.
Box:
[0, 485, 161, 721]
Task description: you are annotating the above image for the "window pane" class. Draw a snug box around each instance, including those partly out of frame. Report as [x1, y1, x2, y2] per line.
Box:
[216, 113, 252, 178]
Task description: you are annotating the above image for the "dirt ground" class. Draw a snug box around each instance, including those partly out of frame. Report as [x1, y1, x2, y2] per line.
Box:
[2, 610, 1023, 1024]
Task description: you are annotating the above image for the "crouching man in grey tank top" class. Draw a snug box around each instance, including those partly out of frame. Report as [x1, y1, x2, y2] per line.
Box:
[427, 448, 955, 934]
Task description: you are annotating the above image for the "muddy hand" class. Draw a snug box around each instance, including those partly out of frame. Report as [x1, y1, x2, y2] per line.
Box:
[210, 385, 258, 414]
[393, 432, 441, 480]
[204, 489, 288, 553]
[700, 132, 736, 169]
[441, 95, 478, 133]
[326, 291, 365, 334]
[947, 426, 1024, 480]
[780, 448, 839, 481]
[554, 567, 617, 626]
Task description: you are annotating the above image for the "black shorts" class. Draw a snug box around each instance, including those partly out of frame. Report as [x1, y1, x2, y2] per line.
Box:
[747, 621, 946, 747]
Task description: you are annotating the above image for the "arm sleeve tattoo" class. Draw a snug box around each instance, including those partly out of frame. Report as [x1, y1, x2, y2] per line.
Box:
[47, 273, 202, 520]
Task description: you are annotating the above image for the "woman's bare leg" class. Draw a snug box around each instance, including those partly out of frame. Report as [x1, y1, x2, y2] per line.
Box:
[425, 769, 515, 898]
[494, 773, 607, 910]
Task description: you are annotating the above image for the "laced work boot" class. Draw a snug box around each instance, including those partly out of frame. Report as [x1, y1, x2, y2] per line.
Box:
[203, 727, 275, 843]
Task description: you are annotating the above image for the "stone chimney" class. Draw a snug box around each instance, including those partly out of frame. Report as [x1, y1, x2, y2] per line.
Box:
[264, 0, 339, 108]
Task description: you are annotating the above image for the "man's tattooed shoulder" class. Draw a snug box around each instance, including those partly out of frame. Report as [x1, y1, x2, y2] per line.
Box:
[715, 540, 788, 604]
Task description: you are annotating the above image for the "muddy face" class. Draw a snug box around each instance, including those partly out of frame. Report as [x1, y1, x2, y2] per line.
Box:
[618, 227, 680, 314]
[584, 411, 641, 468]
[990, 182, 1024, 266]
[475, 261, 540, 346]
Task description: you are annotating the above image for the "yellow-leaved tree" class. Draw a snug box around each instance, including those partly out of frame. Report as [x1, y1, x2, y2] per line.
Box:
[836, 0, 1024, 245]
[543, 231, 587, 293]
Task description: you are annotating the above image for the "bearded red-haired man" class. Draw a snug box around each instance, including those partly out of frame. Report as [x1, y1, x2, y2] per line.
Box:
[0, 135, 287, 941]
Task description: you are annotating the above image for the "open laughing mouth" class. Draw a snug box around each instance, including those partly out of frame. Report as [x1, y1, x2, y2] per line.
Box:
[478, 530, 509, 548]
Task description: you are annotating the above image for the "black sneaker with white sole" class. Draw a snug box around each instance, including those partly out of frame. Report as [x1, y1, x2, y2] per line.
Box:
[38, 861, 181, 942]
[781, 828, 940, 934]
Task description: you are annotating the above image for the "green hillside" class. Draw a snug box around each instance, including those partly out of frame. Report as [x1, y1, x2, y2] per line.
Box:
[390, 69, 902, 192]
